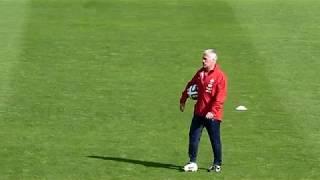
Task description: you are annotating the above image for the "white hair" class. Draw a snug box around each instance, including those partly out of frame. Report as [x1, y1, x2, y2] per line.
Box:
[203, 49, 218, 61]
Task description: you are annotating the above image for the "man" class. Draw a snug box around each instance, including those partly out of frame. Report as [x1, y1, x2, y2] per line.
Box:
[180, 49, 227, 173]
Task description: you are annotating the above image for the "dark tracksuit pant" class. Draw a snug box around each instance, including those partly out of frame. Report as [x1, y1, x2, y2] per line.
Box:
[188, 114, 222, 165]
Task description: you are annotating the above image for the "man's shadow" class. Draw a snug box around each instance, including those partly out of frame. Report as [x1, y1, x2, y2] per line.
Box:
[87, 156, 186, 171]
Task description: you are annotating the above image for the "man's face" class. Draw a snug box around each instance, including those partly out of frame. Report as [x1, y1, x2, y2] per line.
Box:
[202, 54, 215, 69]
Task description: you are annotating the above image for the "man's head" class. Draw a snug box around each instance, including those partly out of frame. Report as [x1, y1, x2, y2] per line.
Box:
[202, 49, 218, 71]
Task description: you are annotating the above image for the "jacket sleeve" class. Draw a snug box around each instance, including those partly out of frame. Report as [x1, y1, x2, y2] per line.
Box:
[210, 73, 227, 116]
[180, 71, 199, 104]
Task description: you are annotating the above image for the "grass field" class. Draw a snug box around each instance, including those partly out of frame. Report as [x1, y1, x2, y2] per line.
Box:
[1, 0, 320, 179]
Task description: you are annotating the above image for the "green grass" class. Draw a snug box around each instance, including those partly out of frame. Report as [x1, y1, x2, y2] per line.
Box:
[1, 0, 320, 179]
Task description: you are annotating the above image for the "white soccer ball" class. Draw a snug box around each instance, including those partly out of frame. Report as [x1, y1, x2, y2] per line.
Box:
[183, 162, 198, 172]
[187, 84, 198, 100]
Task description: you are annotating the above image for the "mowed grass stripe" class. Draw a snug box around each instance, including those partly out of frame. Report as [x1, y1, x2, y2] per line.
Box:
[230, 0, 320, 178]
[0, 1, 31, 178]
[0, 0, 29, 114]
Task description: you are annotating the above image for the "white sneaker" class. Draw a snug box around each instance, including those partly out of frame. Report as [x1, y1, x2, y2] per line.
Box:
[208, 165, 221, 172]
[183, 162, 198, 172]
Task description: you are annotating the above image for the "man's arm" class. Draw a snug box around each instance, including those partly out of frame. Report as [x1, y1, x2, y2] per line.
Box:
[179, 71, 199, 112]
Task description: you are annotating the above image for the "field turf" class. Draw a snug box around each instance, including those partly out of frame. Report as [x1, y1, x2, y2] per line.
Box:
[1, 0, 320, 179]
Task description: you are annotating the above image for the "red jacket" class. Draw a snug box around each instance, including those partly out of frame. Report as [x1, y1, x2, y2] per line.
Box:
[180, 64, 227, 121]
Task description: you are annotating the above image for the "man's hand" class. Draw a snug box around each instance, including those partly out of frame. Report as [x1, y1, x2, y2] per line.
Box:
[180, 103, 185, 112]
[205, 112, 214, 119]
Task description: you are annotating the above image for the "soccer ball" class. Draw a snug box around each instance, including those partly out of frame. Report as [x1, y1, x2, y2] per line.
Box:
[187, 84, 198, 100]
